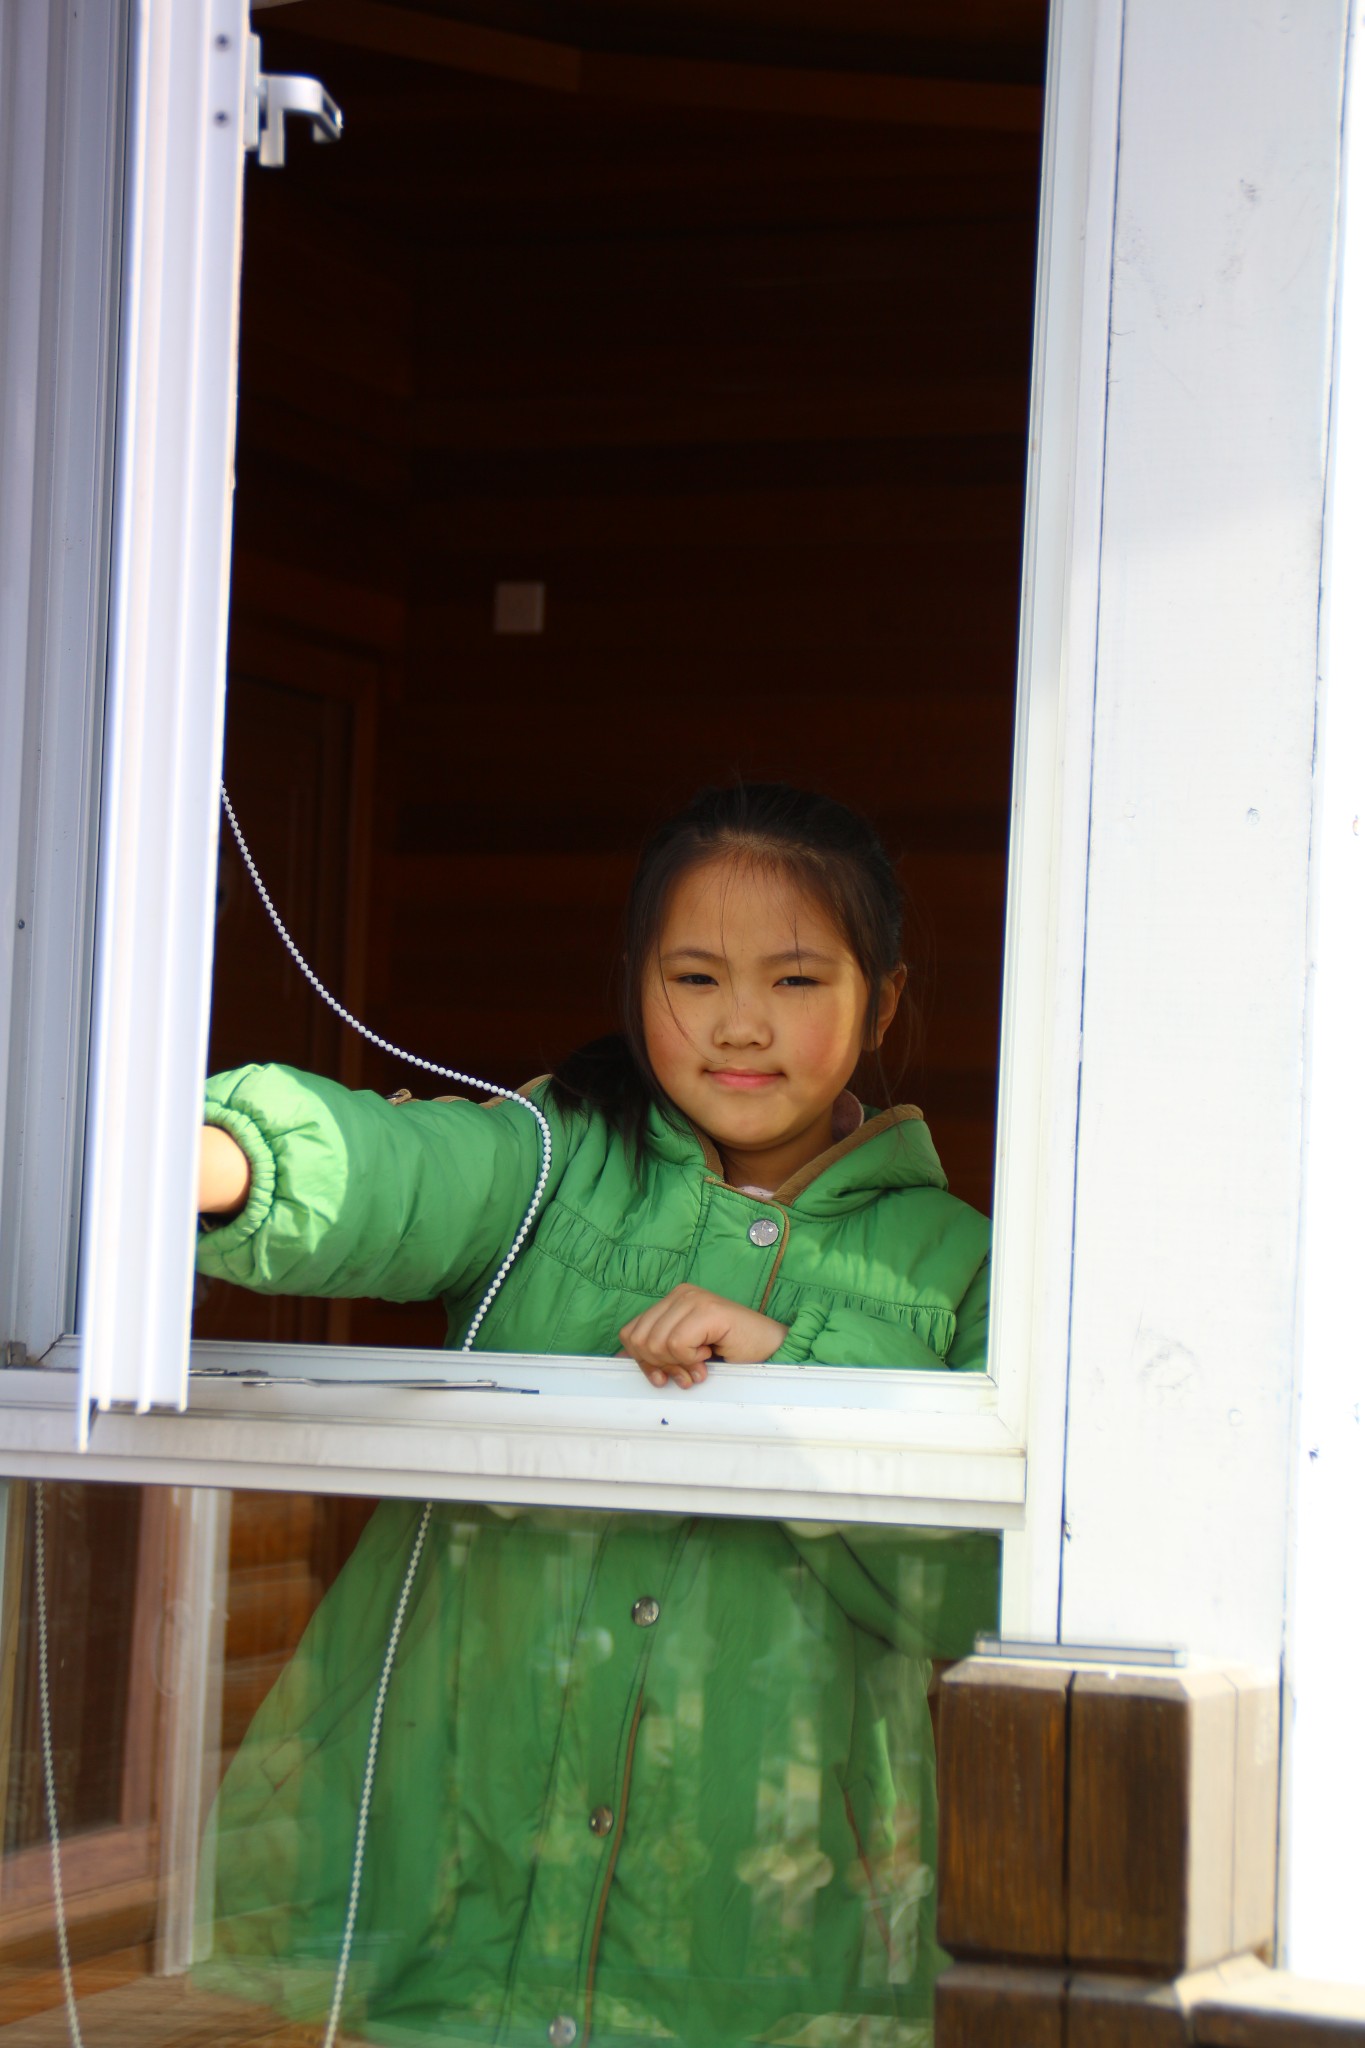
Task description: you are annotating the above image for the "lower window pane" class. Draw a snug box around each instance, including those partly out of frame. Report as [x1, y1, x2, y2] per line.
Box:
[0, 1482, 999, 2047]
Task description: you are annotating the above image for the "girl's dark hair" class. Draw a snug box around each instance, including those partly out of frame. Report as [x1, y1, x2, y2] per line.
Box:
[547, 783, 915, 1155]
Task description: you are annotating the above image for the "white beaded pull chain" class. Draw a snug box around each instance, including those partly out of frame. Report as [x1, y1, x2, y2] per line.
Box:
[322, 1500, 433, 2048]
[219, 783, 553, 1351]
[36, 1484, 85, 2048]
[38, 792, 551, 2047]
[226, 785, 551, 2044]
[41, 811, 554, 2048]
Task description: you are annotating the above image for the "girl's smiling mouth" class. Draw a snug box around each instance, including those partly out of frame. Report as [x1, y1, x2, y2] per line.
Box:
[708, 1069, 782, 1089]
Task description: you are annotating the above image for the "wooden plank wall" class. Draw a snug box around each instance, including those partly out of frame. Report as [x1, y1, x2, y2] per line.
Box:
[220, 26, 1043, 1304]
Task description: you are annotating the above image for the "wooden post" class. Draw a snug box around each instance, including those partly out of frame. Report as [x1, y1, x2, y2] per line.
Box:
[934, 1656, 1279, 2043]
[1068, 1667, 1276, 1974]
[936, 1658, 1070, 1961]
[936, 1964, 1068, 2048]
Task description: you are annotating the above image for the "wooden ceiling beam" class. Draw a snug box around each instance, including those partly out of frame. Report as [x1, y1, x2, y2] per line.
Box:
[267, 1, 1041, 133]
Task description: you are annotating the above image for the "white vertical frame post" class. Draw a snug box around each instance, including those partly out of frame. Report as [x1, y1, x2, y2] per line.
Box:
[1057, 0, 1349, 1669]
[79, 0, 249, 1437]
[993, 0, 1123, 1637]
[1282, 0, 1365, 1983]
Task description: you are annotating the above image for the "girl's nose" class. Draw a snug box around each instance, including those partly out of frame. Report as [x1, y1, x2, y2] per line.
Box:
[717, 1000, 771, 1046]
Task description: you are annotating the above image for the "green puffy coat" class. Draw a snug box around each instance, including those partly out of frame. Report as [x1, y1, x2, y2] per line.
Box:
[194, 1066, 997, 2048]
[196, 1065, 990, 1368]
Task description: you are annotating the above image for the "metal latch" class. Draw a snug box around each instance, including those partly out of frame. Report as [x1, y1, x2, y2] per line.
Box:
[245, 33, 343, 167]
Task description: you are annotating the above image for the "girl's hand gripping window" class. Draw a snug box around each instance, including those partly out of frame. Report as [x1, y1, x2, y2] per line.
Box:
[619, 1282, 787, 1388]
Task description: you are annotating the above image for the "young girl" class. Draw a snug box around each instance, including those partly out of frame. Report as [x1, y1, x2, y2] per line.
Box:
[194, 783, 997, 2048]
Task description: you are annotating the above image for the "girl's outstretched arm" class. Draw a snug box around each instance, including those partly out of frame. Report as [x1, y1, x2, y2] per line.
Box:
[195, 1063, 567, 1304]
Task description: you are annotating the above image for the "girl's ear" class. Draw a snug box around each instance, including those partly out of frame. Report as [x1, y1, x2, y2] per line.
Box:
[869, 964, 908, 1048]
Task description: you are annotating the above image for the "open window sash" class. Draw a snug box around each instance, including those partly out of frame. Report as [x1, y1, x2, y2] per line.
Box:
[21, 0, 1125, 1550]
[57, 0, 1026, 1524]
[78, 0, 249, 1437]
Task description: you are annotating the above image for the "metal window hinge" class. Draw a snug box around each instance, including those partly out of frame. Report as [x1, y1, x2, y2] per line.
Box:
[2, 1342, 29, 1369]
[245, 33, 342, 167]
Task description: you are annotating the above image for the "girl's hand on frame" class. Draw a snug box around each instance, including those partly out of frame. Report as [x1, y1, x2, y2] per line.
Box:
[198, 1124, 251, 1218]
[619, 1284, 787, 1390]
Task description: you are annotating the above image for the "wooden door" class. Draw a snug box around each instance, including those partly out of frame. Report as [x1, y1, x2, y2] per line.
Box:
[193, 624, 379, 1347]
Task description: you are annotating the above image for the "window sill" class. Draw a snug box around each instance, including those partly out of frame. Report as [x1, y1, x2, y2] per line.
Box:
[1, 1340, 1025, 1526]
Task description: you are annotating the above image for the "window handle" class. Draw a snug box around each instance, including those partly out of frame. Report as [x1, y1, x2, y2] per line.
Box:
[245, 33, 343, 168]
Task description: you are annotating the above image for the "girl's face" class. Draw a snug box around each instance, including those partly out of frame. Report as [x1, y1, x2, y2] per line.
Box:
[642, 855, 903, 1187]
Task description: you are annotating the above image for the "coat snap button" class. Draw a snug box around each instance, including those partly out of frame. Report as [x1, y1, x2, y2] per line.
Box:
[589, 1805, 615, 1837]
[548, 2018, 577, 2047]
[631, 1596, 660, 1627]
[747, 1217, 780, 1247]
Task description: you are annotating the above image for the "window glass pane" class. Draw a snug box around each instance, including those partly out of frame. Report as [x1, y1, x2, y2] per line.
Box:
[196, 12, 1046, 1363]
[0, 1483, 174, 1971]
[0, 1482, 999, 2045]
[3, 1487, 141, 1856]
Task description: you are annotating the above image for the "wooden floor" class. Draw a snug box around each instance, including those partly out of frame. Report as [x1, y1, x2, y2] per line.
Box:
[0, 1973, 367, 2046]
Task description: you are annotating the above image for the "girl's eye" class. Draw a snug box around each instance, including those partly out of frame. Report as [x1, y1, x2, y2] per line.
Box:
[674, 973, 717, 987]
[777, 975, 819, 988]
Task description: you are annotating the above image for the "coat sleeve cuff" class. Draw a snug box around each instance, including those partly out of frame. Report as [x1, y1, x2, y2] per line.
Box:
[768, 1301, 831, 1364]
[195, 1100, 279, 1260]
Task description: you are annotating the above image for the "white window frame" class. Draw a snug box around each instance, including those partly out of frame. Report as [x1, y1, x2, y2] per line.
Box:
[0, 0, 126, 1370]
[0, 0, 1121, 1558]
